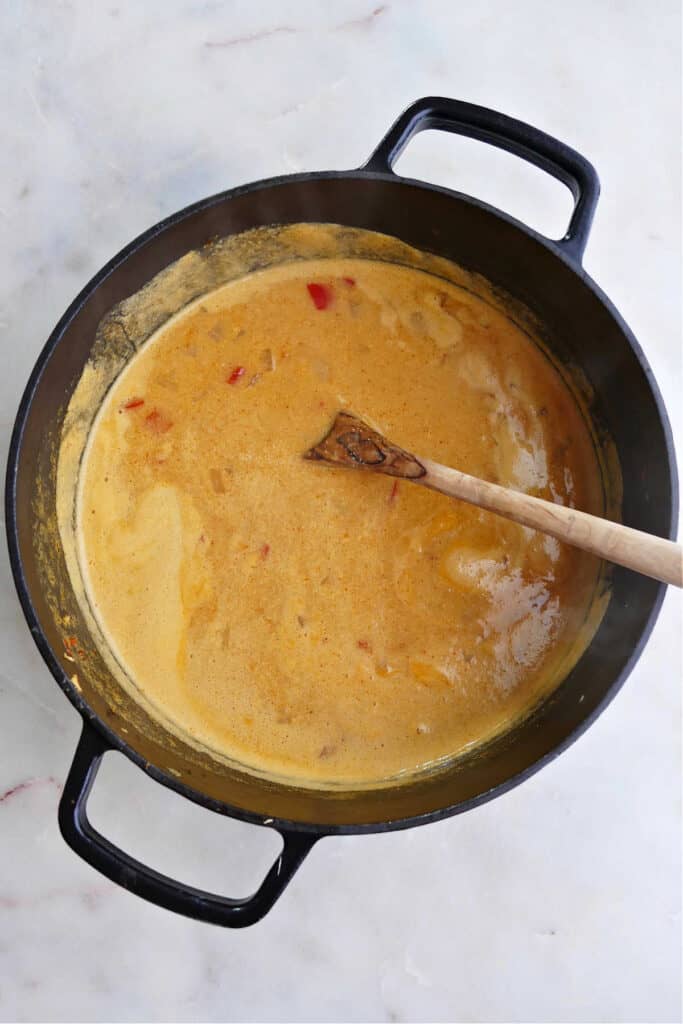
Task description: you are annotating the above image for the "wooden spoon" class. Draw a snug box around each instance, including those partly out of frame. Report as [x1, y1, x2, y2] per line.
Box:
[304, 411, 682, 588]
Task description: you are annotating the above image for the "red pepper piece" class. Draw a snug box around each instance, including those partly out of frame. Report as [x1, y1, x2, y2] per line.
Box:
[227, 366, 246, 385]
[307, 282, 332, 310]
[357, 639, 372, 652]
[260, 543, 270, 559]
[342, 276, 356, 287]
[389, 480, 400, 504]
[121, 397, 145, 411]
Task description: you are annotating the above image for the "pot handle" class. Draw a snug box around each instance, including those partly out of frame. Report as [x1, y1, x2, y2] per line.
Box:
[364, 96, 600, 263]
[58, 720, 319, 927]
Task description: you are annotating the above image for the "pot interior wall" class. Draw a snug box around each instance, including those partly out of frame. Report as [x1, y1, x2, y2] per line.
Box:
[11, 175, 675, 829]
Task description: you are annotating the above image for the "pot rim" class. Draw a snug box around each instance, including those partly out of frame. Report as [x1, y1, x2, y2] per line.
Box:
[5, 167, 679, 835]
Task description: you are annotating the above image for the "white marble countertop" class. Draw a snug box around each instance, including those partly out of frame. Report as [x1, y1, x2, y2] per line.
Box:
[1, 2, 680, 1021]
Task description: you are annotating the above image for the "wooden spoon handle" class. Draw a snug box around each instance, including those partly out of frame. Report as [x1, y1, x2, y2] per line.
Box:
[421, 458, 682, 587]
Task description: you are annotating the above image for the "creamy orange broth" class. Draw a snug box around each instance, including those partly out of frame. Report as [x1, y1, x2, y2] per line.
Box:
[77, 257, 604, 784]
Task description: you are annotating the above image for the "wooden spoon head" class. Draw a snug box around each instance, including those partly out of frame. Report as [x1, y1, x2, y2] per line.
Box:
[304, 411, 426, 479]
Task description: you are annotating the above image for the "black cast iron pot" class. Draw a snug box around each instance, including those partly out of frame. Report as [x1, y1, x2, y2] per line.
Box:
[6, 98, 678, 927]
